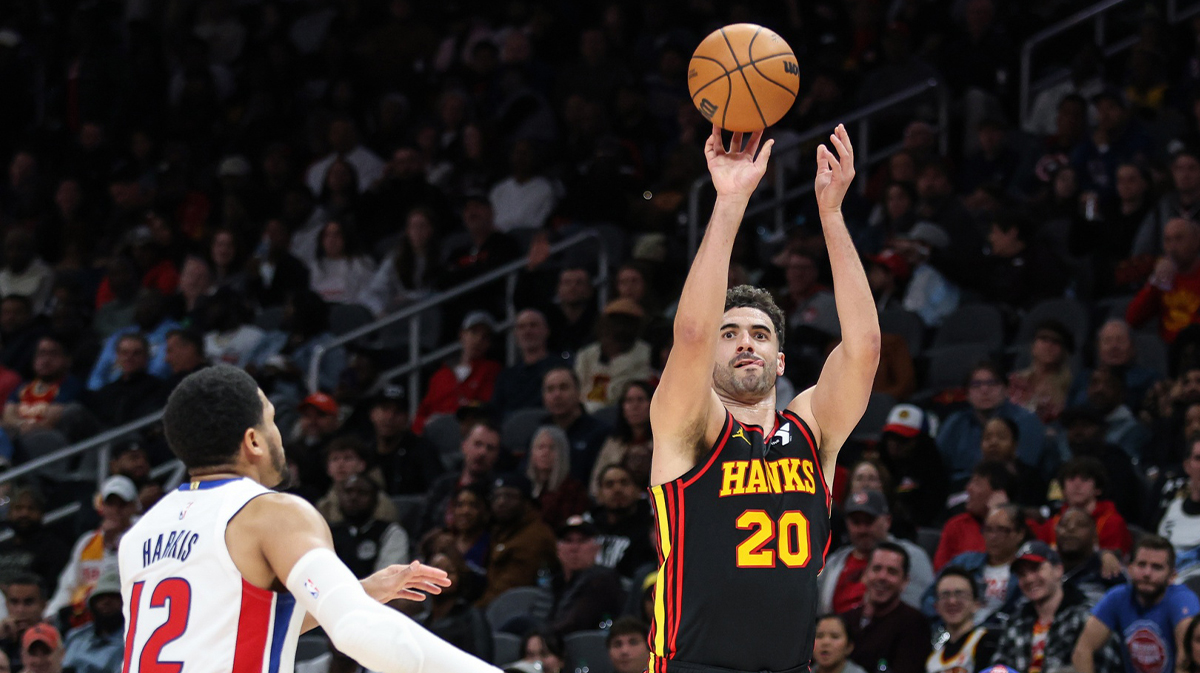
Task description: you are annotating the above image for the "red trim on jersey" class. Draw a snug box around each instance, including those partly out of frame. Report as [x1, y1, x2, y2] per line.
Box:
[664, 484, 679, 658]
[123, 581, 144, 673]
[232, 579, 273, 673]
[682, 413, 734, 489]
[671, 483, 685, 656]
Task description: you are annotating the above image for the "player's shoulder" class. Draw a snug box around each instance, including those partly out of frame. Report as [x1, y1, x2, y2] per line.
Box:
[231, 490, 326, 533]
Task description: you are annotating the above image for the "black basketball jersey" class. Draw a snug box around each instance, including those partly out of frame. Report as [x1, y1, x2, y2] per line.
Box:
[648, 408, 831, 673]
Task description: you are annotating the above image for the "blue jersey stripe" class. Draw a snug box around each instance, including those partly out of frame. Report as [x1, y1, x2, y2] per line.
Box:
[268, 593, 296, 673]
[177, 477, 245, 491]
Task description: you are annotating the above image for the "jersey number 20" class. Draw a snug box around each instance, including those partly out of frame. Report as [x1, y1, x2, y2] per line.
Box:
[735, 510, 811, 568]
[123, 578, 192, 673]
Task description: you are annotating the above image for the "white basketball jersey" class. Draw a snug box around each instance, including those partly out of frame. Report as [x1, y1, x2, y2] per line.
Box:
[119, 477, 307, 673]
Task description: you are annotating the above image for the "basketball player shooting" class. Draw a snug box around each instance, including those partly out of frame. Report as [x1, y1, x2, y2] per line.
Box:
[118, 365, 503, 673]
[647, 124, 879, 673]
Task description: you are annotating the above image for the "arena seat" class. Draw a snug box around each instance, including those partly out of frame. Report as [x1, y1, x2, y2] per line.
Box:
[564, 630, 614, 673]
[501, 408, 549, 456]
[486, 587, 553, 631]
[878, 308, 926, 358]
[423, 414, 463, 469]
[931, 304, 1004, 349]
[492, 632, 522, 666]
[1016, 298, 1088, 348]
[850, 393, 897, 441]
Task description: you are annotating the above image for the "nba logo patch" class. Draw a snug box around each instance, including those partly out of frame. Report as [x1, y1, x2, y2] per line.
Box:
[304, 579, 319, 599]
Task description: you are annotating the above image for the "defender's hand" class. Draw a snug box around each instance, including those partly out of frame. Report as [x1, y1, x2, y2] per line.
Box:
[704, 125, 773, 200]
[814, 124, 855, 213]
[361, 560, 452, 602]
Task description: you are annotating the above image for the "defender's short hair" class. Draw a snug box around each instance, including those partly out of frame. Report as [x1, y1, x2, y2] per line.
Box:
[726, 285, 786, 348]
[163, 365, 264, 469]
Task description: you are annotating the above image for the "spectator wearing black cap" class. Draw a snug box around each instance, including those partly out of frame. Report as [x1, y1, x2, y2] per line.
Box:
[537, 515, 625, 636]
[1037, 457, 1132, 557]
[163, 328, 207, 391]
[367, 385, 443, 496]
[329, 474, 409, 579]
[1071, 87, 1152, 201]
[493, 308, 571, 422]
[413, 311, 502, 434]
[1008, 319, 1076, 424]
[478, 473, 557, 607]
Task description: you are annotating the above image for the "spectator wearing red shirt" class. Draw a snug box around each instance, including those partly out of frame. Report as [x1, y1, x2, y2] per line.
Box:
[934, 461, 1014, 570]
[1037, 456, 1133, 556]
[1127, 217, 1200, 343]
[413, 311, 502, 433]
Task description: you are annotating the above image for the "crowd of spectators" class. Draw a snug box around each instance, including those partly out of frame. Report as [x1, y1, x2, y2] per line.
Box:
[6, 0, 1200, 672]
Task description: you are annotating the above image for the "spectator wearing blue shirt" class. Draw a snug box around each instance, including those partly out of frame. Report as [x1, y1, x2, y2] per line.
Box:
[1073, 535, 1200, 673]
[61, 570, 123, 673]
[85, 291, 179, 390]
[938, 361, 1059, 486]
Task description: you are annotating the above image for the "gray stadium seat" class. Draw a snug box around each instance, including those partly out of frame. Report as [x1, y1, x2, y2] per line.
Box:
[850, 393, 897, 441]
[501, 408, 549, 455]
[296, 633, 329, 662]
[564, 631, 614, 673]
[878, 309, 925, 357]
[18, 429, 71, 481]
[390, 494, 427, 543]
[917, 527, 942, 560]
[493, 632, 522, 666]
[1016, 298, 1088, 348]
[923, 343, 994, 392]
[329, 303, 375, 336]
[592, 404, 619, 429]
[1133, 333, 1168, 377]
[486, 587, 553, 631]
[423, 414, 463, 469]
[932, 305, 1004, 349]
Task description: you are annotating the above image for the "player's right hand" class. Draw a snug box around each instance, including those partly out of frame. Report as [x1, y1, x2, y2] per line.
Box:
[362, 560, 453, 603]
[705, 124, 773, 200]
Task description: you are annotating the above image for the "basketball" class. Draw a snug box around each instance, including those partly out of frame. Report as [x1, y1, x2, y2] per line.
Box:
[688, 23, 799, 133]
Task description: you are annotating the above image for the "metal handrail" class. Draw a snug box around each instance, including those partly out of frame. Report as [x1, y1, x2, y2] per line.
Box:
[0, 411, 163, 487]
[1169, 0, 1200, 22]
[686, 78, 946, 258]
[308, 230, 610, 415]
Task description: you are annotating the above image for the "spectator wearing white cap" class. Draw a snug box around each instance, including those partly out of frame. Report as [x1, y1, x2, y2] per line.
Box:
[61, 570, 123, 673]
[877, 404, 949, 528]
[44, 476, 138, 628]
[413, 311, 502, 434]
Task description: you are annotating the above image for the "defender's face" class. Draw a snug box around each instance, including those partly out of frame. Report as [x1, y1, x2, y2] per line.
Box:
[257, 390, 287, 487]
[713, 307, 783, 401]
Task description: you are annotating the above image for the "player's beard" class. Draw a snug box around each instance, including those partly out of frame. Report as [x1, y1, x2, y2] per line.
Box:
[268, 441, 291, 491]
[714, 358, 777, 399]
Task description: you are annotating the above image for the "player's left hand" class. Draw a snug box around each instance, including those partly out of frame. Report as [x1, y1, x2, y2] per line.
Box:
[814, 124, 855, 213]
[362, 560, 452, 603]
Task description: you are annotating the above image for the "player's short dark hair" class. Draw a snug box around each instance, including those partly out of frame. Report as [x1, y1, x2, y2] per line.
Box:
[971, 460, 1015, 496]
[1132, 534, 1176, 571]
[725, 285, 786, 349]
[163, 365, 263, 469]
[1059, 456, 1107, 496]
[936, 566, 980, 601]
[606, 617, 649, 648]
[870, 540, 910, 577]
[815, 614, 853, 643]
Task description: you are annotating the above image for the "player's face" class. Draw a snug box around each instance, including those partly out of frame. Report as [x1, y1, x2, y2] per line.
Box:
[1129, 549, 1173, 603]
[608, 633, 650, 673]
[934, 576, 977, 629]
[256, 391, 287, 488]
[812, 617, 852, 669]
[713, 307, 782, 401]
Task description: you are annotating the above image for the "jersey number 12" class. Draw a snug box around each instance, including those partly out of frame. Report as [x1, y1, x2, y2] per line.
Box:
[123, 578, 193, 673]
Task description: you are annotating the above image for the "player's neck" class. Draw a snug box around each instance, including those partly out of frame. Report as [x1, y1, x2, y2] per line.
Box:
[188, 465, 247, 483]
[719, 392, 777, 428]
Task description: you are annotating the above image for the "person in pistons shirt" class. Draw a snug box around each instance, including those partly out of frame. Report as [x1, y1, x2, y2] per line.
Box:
[648, 125, 878, 673]
[1073, 535, 1199, 673]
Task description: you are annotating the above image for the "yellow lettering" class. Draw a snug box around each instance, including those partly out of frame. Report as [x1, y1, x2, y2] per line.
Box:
[779, 458, 803, 491]
[802, 460, 817, 494]
[765, 460, 783, 493]
[720, 461, 748, 496]
[745, 460, 767, 494]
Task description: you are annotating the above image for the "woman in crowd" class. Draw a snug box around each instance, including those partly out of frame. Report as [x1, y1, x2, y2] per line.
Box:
[590, 380, 654, 497]
[526, 425, 589, 530]
[812, 614, 867, 673]
[420, 484, 491, 597]
[307, 219, 377, 304]
[1008, 319, 1075, 423]
[508, 629, 565, 673]
[422, 550, 494, 661]
[208, 227, 246, 291]
[360, 207, 440, 316]
[319, 157, 361, 222]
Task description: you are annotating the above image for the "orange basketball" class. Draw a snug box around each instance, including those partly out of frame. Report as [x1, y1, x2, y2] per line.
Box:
[688, 23, 799, 133]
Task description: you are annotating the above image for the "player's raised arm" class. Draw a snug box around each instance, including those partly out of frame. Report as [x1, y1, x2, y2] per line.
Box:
[651, 125, 773, 484]
[242, 493, 500, 673]
[789, 125, 880, 468]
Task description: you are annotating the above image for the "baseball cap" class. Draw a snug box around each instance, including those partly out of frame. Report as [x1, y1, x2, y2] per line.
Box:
[882, 404, 926, 438]
[868, 250, 910, 281]
[603, 298, 645, 319]
[492, 473, 533, 500]
[22, 623, 60, 651]
[461, 311, 497, 332]
[89, 570, 121, 601]
[299, 392, 338, 416]
[1012, 540, 1061, 568]
[844, 489, 889, 518]
[100, 475, 138, 503]
[372, 384, 407, 407]
[558, 514, 598, 539]
[899, 222, 950, 250]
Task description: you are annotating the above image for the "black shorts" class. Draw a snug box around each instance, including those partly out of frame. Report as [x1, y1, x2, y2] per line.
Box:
[663, 660, 812, 673]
